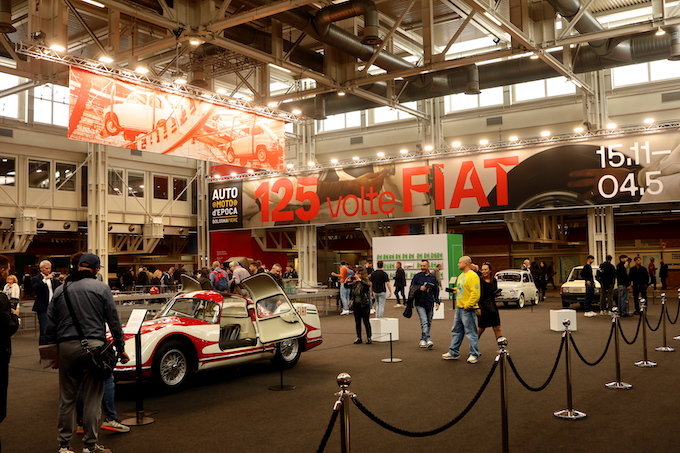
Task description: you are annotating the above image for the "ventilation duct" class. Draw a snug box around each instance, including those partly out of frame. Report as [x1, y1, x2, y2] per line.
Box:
[668, 26, 680, 61]
[0, 0, 15, 34]
[315, 0, 382, 45]
[464, 65, 481, 95]
[314, 95, 327, 120]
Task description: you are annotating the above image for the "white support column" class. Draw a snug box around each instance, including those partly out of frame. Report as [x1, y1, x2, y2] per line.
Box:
[587, 206, 615, 264]
[424, 216, 447, 234]
[196, 160, 210, 269]
[297, 225, 317, 287]
[87, 143, 108, 267]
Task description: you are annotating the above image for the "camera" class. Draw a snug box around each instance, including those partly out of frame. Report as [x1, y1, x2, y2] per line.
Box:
[53, 272, 61, 278]
[445, 287, 454, 293]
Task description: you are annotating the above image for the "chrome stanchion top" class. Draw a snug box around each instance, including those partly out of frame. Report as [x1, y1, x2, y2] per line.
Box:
[563, 319, 571, 328]
[497, 336, 508, 350]
[337, 372, 352, 389]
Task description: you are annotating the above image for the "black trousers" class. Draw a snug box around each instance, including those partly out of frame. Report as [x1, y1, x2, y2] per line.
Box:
[632, 284, 647, 312]
[394, 286, 405, 303]
[353, 304, 372, 340]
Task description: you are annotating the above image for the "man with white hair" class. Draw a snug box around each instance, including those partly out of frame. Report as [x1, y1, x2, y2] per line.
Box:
[229, 261, 250, 285]
[31, 259, 61, 345]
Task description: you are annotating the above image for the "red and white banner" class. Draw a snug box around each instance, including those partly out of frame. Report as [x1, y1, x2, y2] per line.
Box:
[209, 130, 680, 230]
[68, 68, 285, 171]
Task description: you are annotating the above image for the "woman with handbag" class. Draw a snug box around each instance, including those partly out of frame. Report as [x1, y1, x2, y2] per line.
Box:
[346, 266, 373, 344]
[3, 275, 20, 310]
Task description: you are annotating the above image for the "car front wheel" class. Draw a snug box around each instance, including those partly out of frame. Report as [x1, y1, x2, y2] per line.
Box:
[271, 338, 302, 368]
[154, 341, 191, 389]
[517, 293, 525, 308]
[104, 113, 121, 135]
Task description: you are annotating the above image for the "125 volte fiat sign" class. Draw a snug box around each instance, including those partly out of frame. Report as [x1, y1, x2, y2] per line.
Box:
[209, 130, 680, 230]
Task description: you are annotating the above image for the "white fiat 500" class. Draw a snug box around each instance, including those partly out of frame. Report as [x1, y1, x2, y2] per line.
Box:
[494, 269, 539, 308]
[112, 273, 322, 389]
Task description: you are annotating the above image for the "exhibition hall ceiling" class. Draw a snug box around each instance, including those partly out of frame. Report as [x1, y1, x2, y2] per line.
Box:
[0, 0, 678, 118]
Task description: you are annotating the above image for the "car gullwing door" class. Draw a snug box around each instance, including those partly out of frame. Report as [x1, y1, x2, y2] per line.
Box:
[240, 273, 306, 344]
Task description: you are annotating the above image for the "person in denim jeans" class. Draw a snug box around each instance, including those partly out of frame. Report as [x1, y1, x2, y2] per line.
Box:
[411, 260, 438, 349]
[443, 256, 481, 364]
[332, 262, 354, 315]
[369, 261, 391, 318]
[616, 254, 631, 316]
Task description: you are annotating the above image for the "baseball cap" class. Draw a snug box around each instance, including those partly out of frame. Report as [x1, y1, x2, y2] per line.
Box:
[78, 253, 102, 269]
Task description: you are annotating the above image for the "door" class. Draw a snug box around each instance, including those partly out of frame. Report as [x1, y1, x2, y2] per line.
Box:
[240, 273, 306, 344]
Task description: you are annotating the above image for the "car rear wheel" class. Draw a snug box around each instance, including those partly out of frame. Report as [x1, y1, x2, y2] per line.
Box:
[226, 147, 235, 163]
[271, 338, 302, 368]
[154, 341, 191, 389]
[256, 145, 267, 162]
[104, 113, 121, 135]
[533, 291, 539, 305]
[517, 293, 525, 308]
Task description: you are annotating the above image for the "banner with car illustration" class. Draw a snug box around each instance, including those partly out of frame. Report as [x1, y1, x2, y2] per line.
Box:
[209, 129, 680, 230]
[67, 68, 285, 171]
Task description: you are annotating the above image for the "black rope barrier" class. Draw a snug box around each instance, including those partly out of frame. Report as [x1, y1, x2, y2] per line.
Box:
[316, 409, 339, 453]
[666, 299, 680, 325]
[618, 313, 642, 345]
[570, 322, 615, 366]
[350, 360, 499, 437]
[645, 307, 663, 332]
[507, 335, 565, 392]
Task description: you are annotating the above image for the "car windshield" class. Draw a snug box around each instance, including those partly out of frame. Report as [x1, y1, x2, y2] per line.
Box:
[496, 273, 521, 282]
[567, 268, 596, 282]
[157, 297, 220, 323]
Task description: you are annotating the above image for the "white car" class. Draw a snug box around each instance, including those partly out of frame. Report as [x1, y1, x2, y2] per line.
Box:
[103, 91, 175, 136]
[494, 269, 539, 308]
[560, 266, 607, 309]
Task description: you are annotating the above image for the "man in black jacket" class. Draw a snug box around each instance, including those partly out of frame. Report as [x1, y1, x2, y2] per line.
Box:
[393, 261, 407, 308]
[628, 256, 649, 315]
[0, 254, 20, 447]
[31, 259, 61, 345]
[581, 255, 596, 317]
[598, 255, 616, 315]
[45, 253, 129, 453]
[616, 254, 631, 316]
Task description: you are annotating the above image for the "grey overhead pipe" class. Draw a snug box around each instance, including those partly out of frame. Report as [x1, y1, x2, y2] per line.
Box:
[0, 0, 15, 34]
[545, 0, 609, 55]
[464, 64, 481, 95]
[668, 26, 680, 60]
[315, 0, 382, 45]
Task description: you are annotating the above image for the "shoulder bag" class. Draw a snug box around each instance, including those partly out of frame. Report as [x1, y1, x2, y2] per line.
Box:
[63, 282, 118, 380]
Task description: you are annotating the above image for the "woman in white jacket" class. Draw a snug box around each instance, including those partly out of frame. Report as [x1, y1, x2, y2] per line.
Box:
[3, 274, 20, 309]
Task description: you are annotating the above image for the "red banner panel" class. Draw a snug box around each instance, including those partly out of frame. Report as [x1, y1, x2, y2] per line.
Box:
[68, 67, 285, 171]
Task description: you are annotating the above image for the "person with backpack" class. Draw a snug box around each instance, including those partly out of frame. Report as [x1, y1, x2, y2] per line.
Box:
[209, 261, 230, 291]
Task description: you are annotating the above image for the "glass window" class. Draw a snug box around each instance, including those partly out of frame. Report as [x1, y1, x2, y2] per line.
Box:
[128, 171, 144, 197]
[28, 160, 50, 189]
[55, 163, 76, 191]
[317, 110, 363, 133]
[191, 178, 197, 214]
[0, 157, 15, 186]
[81, 165, 88, 207]
[611, 63, 649, 87]
[546, 77, 576, 96]
[479, 86, 504, 107]
[154, 176, 168, 199]
[445, 92, 479, 112]
[372, 101, 417, 124]
[33, 83, 70, 126]
[650, 59, 680, 81]
[0, 74, 19, 119]
[173, 177, 187, 201]
[52, 85, 70, 128]
[108, 169, 124, 195]
[514, 79, 546, 102]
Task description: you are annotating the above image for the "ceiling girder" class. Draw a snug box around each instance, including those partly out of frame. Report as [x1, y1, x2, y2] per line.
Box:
[208, 0, 321, 33]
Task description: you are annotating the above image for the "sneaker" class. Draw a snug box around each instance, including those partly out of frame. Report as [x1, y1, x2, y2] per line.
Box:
[369, 308, 376, 314]
[83, 445, 111, 453]
[467, 354, 479, 364]
[419, 340, 427, 348]
[59, 447, 75, 453]
[101, 418, 130, 433]
[76, 424, 84, 435]
[426, 340, 434, 349]
[394, 303, 403, 308]
[442, 352, 460, 360]
[340, 310, 350, 315]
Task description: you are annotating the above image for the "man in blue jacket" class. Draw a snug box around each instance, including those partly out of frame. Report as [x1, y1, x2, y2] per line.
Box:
[411, 260, 439, 349]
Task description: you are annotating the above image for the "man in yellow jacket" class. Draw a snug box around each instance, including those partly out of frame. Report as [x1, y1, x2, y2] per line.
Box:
[442, 256, 481, 363]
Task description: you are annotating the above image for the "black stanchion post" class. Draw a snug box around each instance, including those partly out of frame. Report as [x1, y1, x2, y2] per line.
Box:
[655, 293, 675, 352]
[635, 299, 656, 367]
[336, 373, 354, 453]
[121, 332, 155, 426]
[605, 307, 632, 390]
[496, 337, 509, 453]
[554, 319, 586, 419]
[674, 289, 680, 341]
[269, 343, 296, 391]
[381, 332, 403, 363]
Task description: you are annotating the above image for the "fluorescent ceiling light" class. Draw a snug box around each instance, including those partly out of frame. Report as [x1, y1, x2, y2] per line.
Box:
[98, 55, 114, 64]
[81, 0, 105, 7]
[269, 63, 291, 73]
[134, 65, 149, 74]
[49, 44, 66, 52]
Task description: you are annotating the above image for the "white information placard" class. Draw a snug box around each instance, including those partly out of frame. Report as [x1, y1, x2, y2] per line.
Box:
[123, 309, 148, 335]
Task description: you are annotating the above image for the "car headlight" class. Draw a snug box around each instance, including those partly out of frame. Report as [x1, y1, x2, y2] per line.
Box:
[562, 288, 569, 293]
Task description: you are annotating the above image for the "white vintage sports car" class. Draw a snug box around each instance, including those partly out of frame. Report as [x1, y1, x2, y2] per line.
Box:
[113, 273, 322, 389]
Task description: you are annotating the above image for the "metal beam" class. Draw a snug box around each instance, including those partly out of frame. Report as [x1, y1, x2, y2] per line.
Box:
[555, 18, 680, 47]
[557, 0, 597, 41]
[461, 0, 594, 95]
[63, 0, 108, 56]
[209, 0, 321, 32]
[93, 0, 179, 30]
[434, 10, 475, 62]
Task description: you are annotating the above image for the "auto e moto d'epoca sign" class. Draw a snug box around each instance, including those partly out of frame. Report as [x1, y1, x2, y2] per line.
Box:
[67, 68, 285, 172]
[209, 130, 680, 230]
